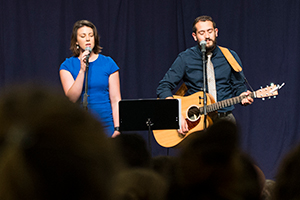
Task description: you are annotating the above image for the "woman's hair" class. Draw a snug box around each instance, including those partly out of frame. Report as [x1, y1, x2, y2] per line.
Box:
[70, 20, 102, 57]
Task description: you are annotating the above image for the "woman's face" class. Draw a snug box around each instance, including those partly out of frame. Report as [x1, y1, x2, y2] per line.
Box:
[76, 26, 95, 51]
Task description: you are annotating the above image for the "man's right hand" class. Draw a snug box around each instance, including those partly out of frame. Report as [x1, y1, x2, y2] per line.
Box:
[178, 114, 189, 135]
[165, 96, 189, 135]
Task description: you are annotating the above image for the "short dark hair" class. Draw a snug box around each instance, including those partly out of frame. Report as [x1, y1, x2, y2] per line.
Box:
[192, 15, 217, 33]
[70, 20, 102, 57]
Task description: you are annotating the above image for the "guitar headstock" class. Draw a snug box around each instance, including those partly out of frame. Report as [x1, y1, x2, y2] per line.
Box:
[254, 83, 284, 100]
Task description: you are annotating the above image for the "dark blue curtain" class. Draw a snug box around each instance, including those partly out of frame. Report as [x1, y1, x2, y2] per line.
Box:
[1, 0, 298, 179]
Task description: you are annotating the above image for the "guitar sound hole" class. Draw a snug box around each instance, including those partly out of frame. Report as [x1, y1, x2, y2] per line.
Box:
[187, 106, 200, 121]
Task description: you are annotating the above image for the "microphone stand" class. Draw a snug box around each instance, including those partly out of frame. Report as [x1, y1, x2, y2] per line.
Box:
[83, 58, 90, 111]
[201, 45, 207, 128]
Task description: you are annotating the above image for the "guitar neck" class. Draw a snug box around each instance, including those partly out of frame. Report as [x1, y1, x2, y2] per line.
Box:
[202, 92, 255, 114]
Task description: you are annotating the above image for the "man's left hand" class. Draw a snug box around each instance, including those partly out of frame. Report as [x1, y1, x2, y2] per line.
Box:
[240, 90, 254, 106]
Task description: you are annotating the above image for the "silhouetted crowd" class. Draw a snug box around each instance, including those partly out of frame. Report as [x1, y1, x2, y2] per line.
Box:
[0, 85, 295, 200]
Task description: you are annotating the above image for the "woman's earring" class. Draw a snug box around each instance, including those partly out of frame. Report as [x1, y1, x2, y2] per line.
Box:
[76, 44, 79, 49]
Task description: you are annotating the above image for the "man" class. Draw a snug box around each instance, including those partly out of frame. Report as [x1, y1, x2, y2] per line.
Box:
[156, 15, 253, 135]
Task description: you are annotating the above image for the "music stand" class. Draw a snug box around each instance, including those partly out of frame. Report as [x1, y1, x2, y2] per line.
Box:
[119, 98, 180, 153]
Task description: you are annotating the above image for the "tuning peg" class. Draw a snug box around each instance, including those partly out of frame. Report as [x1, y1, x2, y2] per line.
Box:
[273, 96, 276, 99]
[268, 97, 271, 99]
[262, 98, 265, 101]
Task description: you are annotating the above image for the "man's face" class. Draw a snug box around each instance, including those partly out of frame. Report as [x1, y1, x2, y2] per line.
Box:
[192, 21, 218, 52]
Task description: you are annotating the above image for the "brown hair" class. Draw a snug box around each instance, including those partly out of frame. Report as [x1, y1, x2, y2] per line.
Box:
[192, 15, 217, 33]
[70, 20, 102, 57]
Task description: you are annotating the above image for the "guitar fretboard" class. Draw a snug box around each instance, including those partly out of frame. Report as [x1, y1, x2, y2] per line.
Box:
[199, 92, 255, 114]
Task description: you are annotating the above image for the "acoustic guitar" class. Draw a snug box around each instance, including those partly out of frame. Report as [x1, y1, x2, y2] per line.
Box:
[153, 83, 284, 148]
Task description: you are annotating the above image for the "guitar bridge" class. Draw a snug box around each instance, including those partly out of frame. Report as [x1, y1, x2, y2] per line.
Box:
[198, 96, 203, 104]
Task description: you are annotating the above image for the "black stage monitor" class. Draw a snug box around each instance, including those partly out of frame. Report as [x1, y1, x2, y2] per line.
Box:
[119, 98, 180, 131]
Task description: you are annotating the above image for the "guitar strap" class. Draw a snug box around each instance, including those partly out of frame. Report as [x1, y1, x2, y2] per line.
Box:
[175, 46, 242, 96]
[218, 46, 242, 72]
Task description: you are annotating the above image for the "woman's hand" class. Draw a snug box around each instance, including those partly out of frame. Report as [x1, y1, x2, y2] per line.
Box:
[111, 131, 121, 138]
[79, 49, 91, 72]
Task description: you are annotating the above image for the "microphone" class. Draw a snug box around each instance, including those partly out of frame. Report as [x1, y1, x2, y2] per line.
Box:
[200, 40, 207, 53]
[85, 47, 92, 63]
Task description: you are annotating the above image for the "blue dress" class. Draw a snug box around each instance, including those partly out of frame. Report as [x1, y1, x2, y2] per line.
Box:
[60, 54, 119, 136]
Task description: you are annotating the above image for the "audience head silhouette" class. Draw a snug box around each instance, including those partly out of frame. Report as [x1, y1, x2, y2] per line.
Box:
[112, 133, 151, 168]
[111, 168, 168, 200]
[0, 85, 122, 199]
[274, 143, 300, 200]
[173, 120, 262, 200]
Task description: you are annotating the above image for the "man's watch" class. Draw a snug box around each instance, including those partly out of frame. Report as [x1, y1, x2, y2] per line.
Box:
[114, 126, 120, 131]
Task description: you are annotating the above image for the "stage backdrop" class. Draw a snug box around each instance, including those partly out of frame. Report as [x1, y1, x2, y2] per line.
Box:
[1, 0, 298, 179]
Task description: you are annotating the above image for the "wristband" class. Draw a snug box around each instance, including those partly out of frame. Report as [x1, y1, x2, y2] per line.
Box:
[114, 126, 120, 131]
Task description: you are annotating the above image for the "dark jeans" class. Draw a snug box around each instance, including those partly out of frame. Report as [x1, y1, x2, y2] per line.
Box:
[211, 112, 236, 124]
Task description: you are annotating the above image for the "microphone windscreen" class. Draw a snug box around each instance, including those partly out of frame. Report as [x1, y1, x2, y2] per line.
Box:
[200, 40, 207, 46]
[85, 47, 92, 52]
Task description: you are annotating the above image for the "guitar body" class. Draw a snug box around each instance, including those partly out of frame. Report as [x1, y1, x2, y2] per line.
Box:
[153, 91, 215, 148]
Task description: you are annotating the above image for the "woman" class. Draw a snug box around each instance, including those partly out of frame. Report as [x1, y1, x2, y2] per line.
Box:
[60, 20, 121, 137]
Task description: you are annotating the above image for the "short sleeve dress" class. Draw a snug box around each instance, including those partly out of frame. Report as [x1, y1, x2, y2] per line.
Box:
[60, 54, 119, 136]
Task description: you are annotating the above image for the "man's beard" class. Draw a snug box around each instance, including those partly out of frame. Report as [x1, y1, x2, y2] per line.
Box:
[205, 38, 217, 52]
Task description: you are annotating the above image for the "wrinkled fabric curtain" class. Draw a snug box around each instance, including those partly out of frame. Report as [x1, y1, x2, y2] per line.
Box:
[1, 0, 299, 179]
